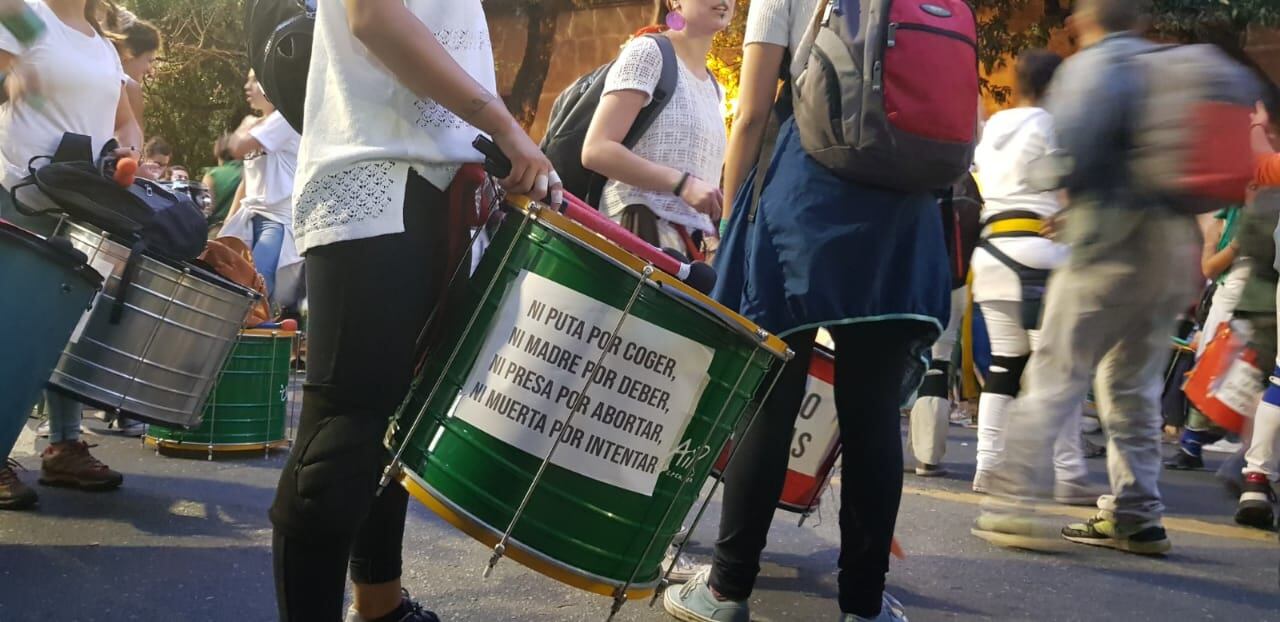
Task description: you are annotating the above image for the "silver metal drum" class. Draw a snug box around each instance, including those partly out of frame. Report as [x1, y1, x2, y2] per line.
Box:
[48, 222, 257, 428]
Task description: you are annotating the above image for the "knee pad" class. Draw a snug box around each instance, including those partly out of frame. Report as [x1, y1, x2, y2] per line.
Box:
[919, 359, 951, 398]
[985, 354, 1029, 397]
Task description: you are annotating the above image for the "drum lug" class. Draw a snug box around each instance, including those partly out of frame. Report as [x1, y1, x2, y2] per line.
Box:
[606, 588, 627, 621]
[482, 543, 506, 579]
[648, 578, 670, 607]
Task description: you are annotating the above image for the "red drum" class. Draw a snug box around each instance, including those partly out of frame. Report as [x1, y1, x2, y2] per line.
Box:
[1184, 322, 1262, 434]
[714, 345, 841, 518]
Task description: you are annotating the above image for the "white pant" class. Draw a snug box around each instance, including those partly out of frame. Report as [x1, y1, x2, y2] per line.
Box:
[909, 287, 967, 465]
[1196, 262, 1251, 359]
[975, 300, 1087, 483]
[1243, 282, 1280, 479]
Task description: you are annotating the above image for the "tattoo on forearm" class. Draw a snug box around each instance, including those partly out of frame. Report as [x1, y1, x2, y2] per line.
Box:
[464, 93, 494, 119]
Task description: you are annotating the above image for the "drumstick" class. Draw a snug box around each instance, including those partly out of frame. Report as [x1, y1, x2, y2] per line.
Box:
[472, 136, 716, 292]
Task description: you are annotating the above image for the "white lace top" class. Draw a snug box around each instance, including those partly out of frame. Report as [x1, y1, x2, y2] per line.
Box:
[744, 0, 821, 82]
[292, 0, 496, 253]
[599, 37, 724, 234]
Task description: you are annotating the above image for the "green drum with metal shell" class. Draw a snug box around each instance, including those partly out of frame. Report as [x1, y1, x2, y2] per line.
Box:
[386, 197, 789, 600]
[147, 329, 293, 453]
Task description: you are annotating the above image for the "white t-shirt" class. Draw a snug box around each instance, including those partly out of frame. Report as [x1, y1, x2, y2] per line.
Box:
[599, 36, 723, 235]
[0, 0, 124, 190]
[743, 0, 821, 82]
[293, 0, 496, 253]
[241, 111, 300, 223]
[971, 107, 1069, 303]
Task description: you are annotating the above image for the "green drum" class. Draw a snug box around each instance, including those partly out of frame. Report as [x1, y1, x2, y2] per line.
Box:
[385, 196, 789, 602]
[147, 329, 294, 455]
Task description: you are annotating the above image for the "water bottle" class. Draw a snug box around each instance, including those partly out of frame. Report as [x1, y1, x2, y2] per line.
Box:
[0, 2, 45, 47]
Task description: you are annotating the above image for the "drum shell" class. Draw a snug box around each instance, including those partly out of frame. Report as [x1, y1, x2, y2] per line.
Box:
[711, 346, 841, 514]
[0, 222, 100, 434]
[390, 208, 778, 595]
[48, 223, 255, 428]
[148, 329, 293, 448]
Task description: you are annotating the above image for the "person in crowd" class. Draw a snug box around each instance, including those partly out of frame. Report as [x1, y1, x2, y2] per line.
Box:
[218, 69, 300, 306]
[967, 49, 1096, 505]
[202, 133, 242, 233]
[581, 0, 728, 256]
[662, 0, 951, 620]
[1165, 204, 1244, 471]
[1236, 98, 1280, 530]
[268, 0, 558, 620]
[0, 0, 141, 510]
[104, 6, 158, 126]
[972, 0, 1199, 555]
[908, 175, 981, 478]
[169, 164, 188, 182]
[139, 134, 170, 179]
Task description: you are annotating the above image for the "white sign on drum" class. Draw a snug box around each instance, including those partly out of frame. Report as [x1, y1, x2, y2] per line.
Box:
[788, 368, 839, 478]
[451, 270, 714, 497]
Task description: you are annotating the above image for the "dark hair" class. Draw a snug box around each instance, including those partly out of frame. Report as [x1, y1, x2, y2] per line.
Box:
[85, 0, 106, 34]
[169, 165, 188, 174]
[1015, 49, 1062, 103]
[1078, 0, 1152, 33]
[144, 137, 173, 158]
[213, 134, 235, 163]
[652, 0, 673, 26]
[115, 18, 162, 58]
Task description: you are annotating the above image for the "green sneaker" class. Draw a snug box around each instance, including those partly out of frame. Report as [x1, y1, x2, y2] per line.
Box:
[1061, 515, 1171, 555]
[662, 569, 749, 622]
[840, 592, 909, 621]
[972, 509, 1072, 552]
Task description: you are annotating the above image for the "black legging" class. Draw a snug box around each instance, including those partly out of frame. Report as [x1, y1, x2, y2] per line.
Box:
[710, 320, 931, 618]
[270, 172, 448, 621]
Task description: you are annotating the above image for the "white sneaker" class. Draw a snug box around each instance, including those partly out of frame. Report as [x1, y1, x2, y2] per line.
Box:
[662, 549, 710, 584]
[35, 420, 50, 438]
[1202, 439, 1243, 455]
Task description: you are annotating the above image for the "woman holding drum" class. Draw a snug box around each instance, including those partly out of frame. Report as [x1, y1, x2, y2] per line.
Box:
[0, 0, 141, 510]
[663, 1, 955, 621]
[267, 1, 558, 620]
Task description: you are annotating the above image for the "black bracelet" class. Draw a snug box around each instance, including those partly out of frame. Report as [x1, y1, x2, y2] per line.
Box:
[673, 172, 691, 197]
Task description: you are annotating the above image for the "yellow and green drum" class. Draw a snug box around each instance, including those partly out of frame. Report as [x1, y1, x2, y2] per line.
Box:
[384, 194, 790, 612]
[147, 328, 294, 456]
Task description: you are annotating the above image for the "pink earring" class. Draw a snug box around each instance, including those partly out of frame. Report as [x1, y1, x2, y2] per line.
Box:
[665, 10, 686, 31]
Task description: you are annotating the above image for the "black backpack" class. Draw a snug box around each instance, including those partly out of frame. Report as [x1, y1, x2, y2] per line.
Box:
[246, 0, 314, 133]
[540, 34, 678, 207]
[11, 133, 209, 322]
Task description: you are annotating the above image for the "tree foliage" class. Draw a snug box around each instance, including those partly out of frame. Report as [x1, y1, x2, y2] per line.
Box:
[975, 0, 1280, 103]
[121, 0, 249, 171]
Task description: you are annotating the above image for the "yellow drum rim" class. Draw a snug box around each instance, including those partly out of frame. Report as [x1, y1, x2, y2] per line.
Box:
[397, 468, 657, 600]
[239, 328, 298, 338]
[144, 436, 290, 453]
[506, 195, 791, 360]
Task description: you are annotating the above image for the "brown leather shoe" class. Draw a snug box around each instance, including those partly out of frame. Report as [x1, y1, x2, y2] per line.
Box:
[39, 441, 123, 491]
[0, 459, 38, 510]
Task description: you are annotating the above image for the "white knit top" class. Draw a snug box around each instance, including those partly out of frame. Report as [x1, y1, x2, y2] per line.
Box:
[598, 37, 724, 235]
[744, 0, 821, 82]
[292, 0, 497, 253]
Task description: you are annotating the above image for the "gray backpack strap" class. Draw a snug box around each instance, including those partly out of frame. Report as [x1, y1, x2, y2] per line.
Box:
[624, 34, 680, 149]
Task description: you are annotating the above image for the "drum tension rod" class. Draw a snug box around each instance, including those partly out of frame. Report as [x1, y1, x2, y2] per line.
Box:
[484, 266, 653, 582]
[378, 211, 532, 495]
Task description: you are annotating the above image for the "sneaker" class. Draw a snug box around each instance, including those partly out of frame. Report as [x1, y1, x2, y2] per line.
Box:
[841, 592, 909, 621]
[0, 459, 38, 510]
[972, 470, 992, 494]
[663, 568, 749, 622]
[971, 509, 1071, 552]
[1235, 472, 1277, 530]
[1202, 439, 1243, 455]
[914, 463, 948, 477]
[1082, 435, 1106, 459]
[112, 418, 146, 438]
[1163, 450, 1204, 471]
[1061, 515, 1171, 555]
[35, 419, 50, 438]
[39, 441, 123, 491]
[662, 549, 709, 584]
[1053, 479, 1103, 507]
[344, 589, 439, 622]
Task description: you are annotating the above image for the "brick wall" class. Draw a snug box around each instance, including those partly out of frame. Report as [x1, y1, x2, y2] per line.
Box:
[489, 3, 653, 140]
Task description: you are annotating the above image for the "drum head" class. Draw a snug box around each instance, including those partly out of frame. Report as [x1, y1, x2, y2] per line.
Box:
[1, 220, 102, 288]
[187, 259, 262, 301]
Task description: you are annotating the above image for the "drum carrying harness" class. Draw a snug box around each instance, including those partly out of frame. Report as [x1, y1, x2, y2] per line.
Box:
[978, 210, 1051, 330]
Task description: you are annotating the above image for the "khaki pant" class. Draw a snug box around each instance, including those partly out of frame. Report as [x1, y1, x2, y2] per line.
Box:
[996, 206, 1199, 526]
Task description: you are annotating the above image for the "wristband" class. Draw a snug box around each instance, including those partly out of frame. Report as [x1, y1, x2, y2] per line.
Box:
[673, 172, 691, 197]
[718, 218, 729, 237]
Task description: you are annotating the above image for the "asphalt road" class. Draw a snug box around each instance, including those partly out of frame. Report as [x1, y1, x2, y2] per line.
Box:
[1, 409, 1276, 622]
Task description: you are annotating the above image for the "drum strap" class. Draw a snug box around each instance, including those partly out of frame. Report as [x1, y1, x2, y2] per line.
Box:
[108, 237, 145, 325]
